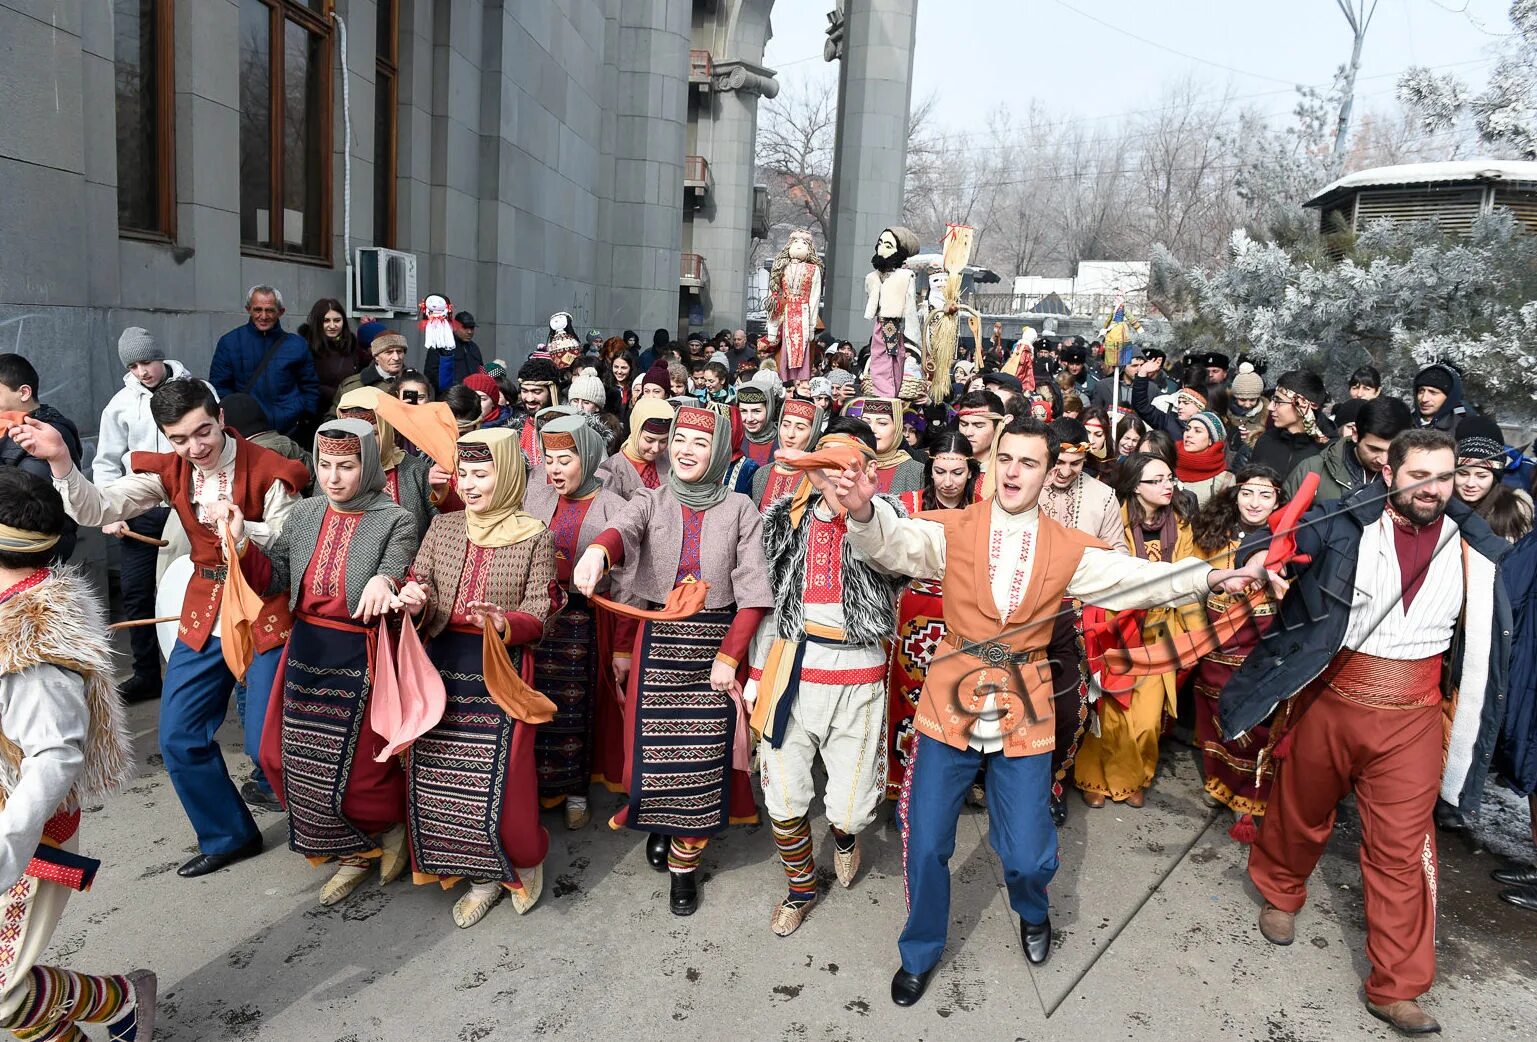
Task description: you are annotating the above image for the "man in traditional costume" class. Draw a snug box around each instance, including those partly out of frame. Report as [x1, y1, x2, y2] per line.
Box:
[20, 379, 308, 876]
[234, 420, 416, 906]
[514, 358, 563, 461]
[596, 398, 672, 501]
[394, 430, 559, 928]
[752, 398, 825, 510]
[524, 415, 630, 831]
[1038, 417, 1129, 824]
[1223, 429, 1511, 1036]
[745, 418, 910, 936]
[573, 406, 771, 916]
[829, 415, 1269, 1007]
[0, 467, 155, 1041]
[843, 398, 923, 496]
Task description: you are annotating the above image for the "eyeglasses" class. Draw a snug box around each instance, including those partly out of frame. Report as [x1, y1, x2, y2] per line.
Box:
[1138, 475, 1176, 486]
[400, 391, 426, 403]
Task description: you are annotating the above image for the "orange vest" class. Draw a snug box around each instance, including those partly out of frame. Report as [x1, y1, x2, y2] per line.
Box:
[913, 499, 1103, 757]
[131, 433, 310, 654]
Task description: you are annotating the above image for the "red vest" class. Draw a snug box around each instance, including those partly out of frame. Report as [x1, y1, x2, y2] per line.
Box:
[131, 433, 310, 654]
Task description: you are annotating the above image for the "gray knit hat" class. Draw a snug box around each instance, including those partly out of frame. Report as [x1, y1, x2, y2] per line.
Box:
[118, 327, 164, 368]
[568, 373, 607, 407]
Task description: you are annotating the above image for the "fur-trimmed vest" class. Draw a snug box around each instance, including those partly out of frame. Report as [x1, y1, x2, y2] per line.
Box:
[762, 493, 909, 646]
[0, 568, 133, 807]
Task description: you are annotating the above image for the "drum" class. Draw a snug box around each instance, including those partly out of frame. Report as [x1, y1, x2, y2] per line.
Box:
[155, 554, 193, 661]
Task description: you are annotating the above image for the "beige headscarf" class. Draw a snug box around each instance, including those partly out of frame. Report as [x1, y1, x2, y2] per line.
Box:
[337, 385, 406, 471]
[457, 429, 547, 548]
[624, 397, 675, 462]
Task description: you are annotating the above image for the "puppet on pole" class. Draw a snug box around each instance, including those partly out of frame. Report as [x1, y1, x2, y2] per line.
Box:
[921, 224, 983, 402]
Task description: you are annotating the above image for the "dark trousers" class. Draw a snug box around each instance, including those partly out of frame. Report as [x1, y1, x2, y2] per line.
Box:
[898, 734, 1057, 973]
[1048, 602, 1087, 800]
[120, 507, 170, 688]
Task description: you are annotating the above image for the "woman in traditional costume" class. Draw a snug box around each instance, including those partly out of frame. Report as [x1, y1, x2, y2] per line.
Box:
[523, 415, 630, 831]
[238, 419, 417, 906]
[572, 406, 771, 916]
[751, 397, 824, 509]
[719, 406, 760, 496]
[886, 432, 978, 800]
[1188, 466, 1285, 842]
[597, 398, 672, 501]
[336, 386, 438, 539]
[394, 429, 558, 928]
[1075, 452, 1204, 808]
[844, 397, 924, 496]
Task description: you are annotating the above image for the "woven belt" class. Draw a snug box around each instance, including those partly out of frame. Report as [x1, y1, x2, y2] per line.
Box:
[198, 566, 228, 582]
[942, 632, 1040, 666]
[1322, 650, 1442, 710]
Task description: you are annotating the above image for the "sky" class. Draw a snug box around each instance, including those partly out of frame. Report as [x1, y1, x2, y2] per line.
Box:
[762, 0, 1516, 142]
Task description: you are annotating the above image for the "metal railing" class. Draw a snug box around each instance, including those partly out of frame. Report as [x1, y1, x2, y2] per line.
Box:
[971, 291, 1148, 319]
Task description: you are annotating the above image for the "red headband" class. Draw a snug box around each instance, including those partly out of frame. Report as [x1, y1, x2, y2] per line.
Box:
[782, 398, 817, 422]
[675, 406, 717, 435]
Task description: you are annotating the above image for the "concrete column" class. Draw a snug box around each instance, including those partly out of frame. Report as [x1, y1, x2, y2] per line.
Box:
[823, 0, 918, 345]
[688, 0, 777, 330]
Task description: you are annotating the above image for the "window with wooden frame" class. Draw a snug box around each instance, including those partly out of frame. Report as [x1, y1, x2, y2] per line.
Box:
[114, 0, 176, 239]
[238, 0, 333, 261]
[374, 0, 398, 247]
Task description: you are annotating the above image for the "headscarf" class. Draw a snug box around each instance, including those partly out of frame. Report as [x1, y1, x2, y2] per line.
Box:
[844, 397, 908, 469]
[667, 406, 732, 511]
[313, 418, 394, 513]
[736, 384, 779, 447]
[538, 414, 607, 498]
[457, 429, 547, 547]
[338, 386, 406, 470]
[625, 397, 675, 461]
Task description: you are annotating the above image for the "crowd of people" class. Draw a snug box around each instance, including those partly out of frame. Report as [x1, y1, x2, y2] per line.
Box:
[0, 282, 1532, 1038]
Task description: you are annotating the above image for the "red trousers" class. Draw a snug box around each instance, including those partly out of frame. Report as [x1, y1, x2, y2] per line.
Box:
[1248, 686, 1442, 1004]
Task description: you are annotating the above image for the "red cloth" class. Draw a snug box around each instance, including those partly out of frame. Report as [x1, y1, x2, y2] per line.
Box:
[1175, 440, 1227, 483]
[1248, 670, 1443, 1004]
[1391, 517, 1442, 611]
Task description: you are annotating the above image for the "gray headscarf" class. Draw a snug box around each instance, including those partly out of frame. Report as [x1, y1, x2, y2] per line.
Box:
[313, 418, 393, 513]
[667, 405, 732, 510]
[538, 414, 607, 498]
[736, 384, 779, 446]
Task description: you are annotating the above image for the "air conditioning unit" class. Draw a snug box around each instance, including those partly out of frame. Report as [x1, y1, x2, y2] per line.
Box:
[354, 247, 417, 313]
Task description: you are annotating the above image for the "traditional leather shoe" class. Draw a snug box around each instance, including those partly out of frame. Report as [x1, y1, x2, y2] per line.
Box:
[1021, 916, 1052, 965]
[319, 862, 370, 906]
[1499, 885, 1537, 912]
[769, 896, 816, 937]
[1081, 790, 1106, 809]
[378, 824, 409, 885]
[833, 838, 861, 888]
[1366, 999, 1441, 1035]
[1049, 796, 1067, 827]
[564, 797, 591, 831]
[509, 862, 543, 915]
[1432, 799, 1466, 833]
[108, 969, 156, 1041]
[178, 834, 262, 878]
[240, 780, 282, 814]
[646, 832, 669, 872]
[1124, 789, 1146, 808]
[669, 870, 698, 916]
[452, 882, 503, 929]
[1492, 864, 1537, 886]
[1258, 902, 1295, 946]
[889, 966, 934, 1007]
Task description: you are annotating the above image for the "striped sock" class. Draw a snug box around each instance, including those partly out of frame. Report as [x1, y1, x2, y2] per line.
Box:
[771, 815, 817, 903]
[667, 837, 707, 874]
[6, 965, 134, 1041]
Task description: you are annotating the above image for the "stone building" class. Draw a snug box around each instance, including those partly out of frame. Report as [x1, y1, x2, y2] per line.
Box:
[0, 0, 778, 435]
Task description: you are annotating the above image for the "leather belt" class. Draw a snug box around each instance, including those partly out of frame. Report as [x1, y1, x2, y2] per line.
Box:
[198, 566, 228, 582]
[942, 632, 1041, 666]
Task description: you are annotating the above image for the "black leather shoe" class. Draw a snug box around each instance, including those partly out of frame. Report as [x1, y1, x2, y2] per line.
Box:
[1021, 916, 1052, 965]
[1049, 796, 1067, 827]
[669, 871, 698, 916]
[889, 966, 933, 1007]
[240, 780, 282, 814]
[121, 675, 162, 704]
[177, 834, 262, 878]
[1499, 885, 1537, 912]
[1492, 864, 1537, 886]
[646, 832, 669, 872]
[1432, 799, 1466, 833]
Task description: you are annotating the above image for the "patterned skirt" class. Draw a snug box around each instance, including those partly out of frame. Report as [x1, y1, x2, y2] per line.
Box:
[533, 593, 597, 800]
[625, 609, 739, 838]
[408, 627, 547, 883]
[886, 580, 946, 799]
[1193, 601, 1279, 815]
[267, 615, 405, 861]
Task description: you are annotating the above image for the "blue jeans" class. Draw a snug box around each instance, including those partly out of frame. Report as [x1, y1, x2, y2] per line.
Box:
[160, 637, 281, 854]
[898, 734, 1058, 973]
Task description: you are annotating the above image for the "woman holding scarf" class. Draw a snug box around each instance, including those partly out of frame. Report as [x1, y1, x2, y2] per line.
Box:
[336, 386, 438, 539]
[393, 430, 559, 928]
[523, 415, 631, 831]
[1075, 452, 1204, 808]
[752, 397, 824, 509]
[597, 398, 673, 501]
[844, 397, 924, 495]
[1175, 410, 1233, 507]
[572, 406, 772, 916]
[234, 419, 418, 907]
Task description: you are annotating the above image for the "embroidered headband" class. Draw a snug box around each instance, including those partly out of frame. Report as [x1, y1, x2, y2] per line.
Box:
[457, 440, 494, 463]
[316, 431, 363, 457]
[0, 522, 60, 553]
[957, 407, 1004, 421]
[846, 398, 895, 419]
[675, 406, 717, 435]
[1176, 388, 1207, 407]
[542, 430, 577, 452]
[640, 417, 671, 435]
[736, 386, 768, 405]
[1057, 441, 1091, 454]
[782, 398, 817, 422]
[338, 406, 377, 423]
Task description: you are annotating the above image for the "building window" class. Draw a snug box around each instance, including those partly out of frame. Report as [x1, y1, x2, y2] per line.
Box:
[374, 0, 398, 247]
[239, 0, 332, 260]
[114, 0, 176, 239]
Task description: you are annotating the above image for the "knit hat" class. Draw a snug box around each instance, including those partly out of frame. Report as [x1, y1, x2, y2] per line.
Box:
[486, 359, 508, 379]
[709, 351, 729, 368]
[1230, 361, 1264, 398]
[748, 369, 783, 399]
[463, 372, 500, 403]
[1414, 364, 1455, 395]
[117, 327, 163, 368]
[1188, 411, 1226, 444]
[642, 362, 671, 394]
[1456, 415, 1506, 469]
[369, 331, 408, 358]
[568, 373, 606, 407]
[809, 377, 832, 398]
[827, 368, 856, 389]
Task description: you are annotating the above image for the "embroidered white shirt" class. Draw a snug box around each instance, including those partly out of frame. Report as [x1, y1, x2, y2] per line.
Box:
[1341, 514, 1463, 660]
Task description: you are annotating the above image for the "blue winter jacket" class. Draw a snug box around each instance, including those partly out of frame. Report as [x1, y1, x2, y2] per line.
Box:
[211, 320, 320, 435]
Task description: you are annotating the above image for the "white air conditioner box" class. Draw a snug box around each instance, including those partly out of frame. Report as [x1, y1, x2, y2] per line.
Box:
[355, 247, 418, 313]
